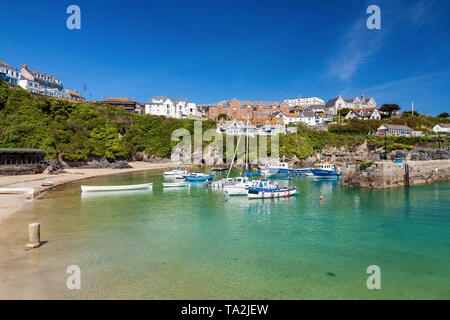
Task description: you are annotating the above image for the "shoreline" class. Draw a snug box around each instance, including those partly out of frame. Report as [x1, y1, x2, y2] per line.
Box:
[0, 161, 177, 223]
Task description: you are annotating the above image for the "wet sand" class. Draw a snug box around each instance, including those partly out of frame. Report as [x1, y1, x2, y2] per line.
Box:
[0, 162, 176, 223]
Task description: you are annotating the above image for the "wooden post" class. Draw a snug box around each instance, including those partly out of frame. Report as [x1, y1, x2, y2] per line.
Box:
[25, 223, 41, 249]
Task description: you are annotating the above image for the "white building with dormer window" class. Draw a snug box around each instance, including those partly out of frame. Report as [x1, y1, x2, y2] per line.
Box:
[18, 64, 63, 97]
[144, 96, 202, 119]
[325, 94, 376, 115]
[0, 61, 19, 85]
[284, 96, 324, 107]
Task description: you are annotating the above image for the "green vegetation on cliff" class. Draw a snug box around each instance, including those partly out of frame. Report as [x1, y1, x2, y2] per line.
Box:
[0, 81, 215, 161]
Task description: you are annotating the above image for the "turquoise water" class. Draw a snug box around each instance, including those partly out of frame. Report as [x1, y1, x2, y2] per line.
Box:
[2, 170, 450, 299]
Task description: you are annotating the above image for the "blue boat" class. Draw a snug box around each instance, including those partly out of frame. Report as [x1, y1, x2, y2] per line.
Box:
[311, 163, 341, 179]
[245, 169, 262, 177]
[247, 179, 297, 199]
[183, 173, 215, 182]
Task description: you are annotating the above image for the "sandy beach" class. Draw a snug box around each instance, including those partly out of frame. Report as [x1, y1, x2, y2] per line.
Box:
[0, 162, 176, 224]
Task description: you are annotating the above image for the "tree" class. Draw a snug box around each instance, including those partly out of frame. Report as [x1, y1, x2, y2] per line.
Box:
[216, 113, 229, 121]
[339, 108, 351, 117]
[438, 112, 449, 118]
[379, 104, 400, 117]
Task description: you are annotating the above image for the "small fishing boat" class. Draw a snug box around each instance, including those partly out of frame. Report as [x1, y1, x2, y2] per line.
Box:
[247, 179, 297, 199]
[162, 182, 188, 188]
[41, 181, 54, 186]
[183, 172, 215, 182]
[81, 183, 153, 192]
[224, 176, 251, 196]
[311, 163, 341, 179]
[210, 167, 228, 172]
[164, 166, 187, 176]
[0, 187, 34, 195]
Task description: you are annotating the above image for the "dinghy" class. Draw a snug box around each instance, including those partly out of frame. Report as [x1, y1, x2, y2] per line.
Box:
[81, 183, 152, 192]
[162, 182, 188, 188]
[0, 187, 34, 195]
[184, 173, 214, 182]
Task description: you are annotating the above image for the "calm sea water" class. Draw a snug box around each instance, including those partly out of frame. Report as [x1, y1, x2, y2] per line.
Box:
[2, 169, 450, 299]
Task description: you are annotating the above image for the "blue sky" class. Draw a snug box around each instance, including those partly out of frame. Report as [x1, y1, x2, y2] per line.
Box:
[1, 0, 449, 115]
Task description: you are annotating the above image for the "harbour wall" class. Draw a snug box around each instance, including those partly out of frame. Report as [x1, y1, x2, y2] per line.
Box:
[341, 160, 450, 189]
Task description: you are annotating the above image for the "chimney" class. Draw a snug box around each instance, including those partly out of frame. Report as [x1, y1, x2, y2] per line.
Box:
[102, 96, 104, 101]
[361, 94, 365, 101]
[22, 64, 27, 70]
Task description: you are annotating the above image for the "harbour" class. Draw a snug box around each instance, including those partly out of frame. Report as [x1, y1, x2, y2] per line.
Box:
[0, 168, 449, 299]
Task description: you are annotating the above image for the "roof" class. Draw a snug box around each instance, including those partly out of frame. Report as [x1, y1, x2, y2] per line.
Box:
[67, 90, 81, 97]
[102, 98, 133, 102]
[325, 97, 339, 107]
[349, 107, 377, 117]
[436, 123, 450, 128]
[379, 124, 412, 130]
[0, 61, 16, 70]
[0, 148, 46, 154]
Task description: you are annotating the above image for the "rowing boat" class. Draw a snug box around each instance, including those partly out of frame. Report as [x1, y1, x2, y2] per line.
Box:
[162, 182, 188, 188]
[0, 187, 34, 195]
[81, 183, 153, 192]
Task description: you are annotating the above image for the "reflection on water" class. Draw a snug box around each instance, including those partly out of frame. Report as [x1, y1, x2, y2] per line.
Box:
[81, 189, 153, 199]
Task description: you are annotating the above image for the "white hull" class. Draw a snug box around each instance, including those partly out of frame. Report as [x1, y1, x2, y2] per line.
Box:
[81, 183, 152, 192]
[162, 182, 188, 188]
[0, 187, 34, 195]
[164, 170, 187, 176]
[224, 185, 249, 196]
[248, 188, 297, 199]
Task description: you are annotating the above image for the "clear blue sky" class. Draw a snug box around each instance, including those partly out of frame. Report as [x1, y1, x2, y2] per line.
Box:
[1, 0, 449, 115]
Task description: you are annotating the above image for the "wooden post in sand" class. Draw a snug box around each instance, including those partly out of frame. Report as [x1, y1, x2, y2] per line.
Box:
[25, 223, 41, 249]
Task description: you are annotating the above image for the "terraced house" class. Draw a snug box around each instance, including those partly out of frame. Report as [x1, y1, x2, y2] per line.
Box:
[0, 60, 19, 85]
[205, 98, 290, 120]
[18, 64, 63, 97]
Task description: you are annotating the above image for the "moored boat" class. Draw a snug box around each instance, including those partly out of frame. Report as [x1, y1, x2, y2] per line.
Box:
[224, 176, 251, 196]
[247, 179, 297, 199]
[81, 183, 153, 192]
[311, 163, 341, 179]
[183, 172, 215, 182]
[0, 187, 34, 195]
[162, 182, 188, 188]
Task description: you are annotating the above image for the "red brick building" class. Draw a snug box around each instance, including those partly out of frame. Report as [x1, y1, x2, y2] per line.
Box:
[204, 98, 290, 120]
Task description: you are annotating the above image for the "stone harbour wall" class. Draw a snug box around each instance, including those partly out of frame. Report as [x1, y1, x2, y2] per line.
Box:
[342, 160, 450, 189]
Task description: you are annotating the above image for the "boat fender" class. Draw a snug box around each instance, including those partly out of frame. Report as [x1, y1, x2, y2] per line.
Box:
[320, 196, 323, 201]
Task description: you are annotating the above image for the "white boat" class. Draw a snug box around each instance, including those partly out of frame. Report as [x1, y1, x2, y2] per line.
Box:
[162, 182, 188, 188]
[81, 183, 152, 192]
[41, 181, 54, 186]
[0, 187, 34, 195]
[164, 167, 187, 176]
[247, 179, 297, 199]
[224, 177, 251, 196]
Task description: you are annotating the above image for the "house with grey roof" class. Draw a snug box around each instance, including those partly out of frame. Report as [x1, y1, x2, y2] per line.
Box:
[18, 64, 63, 98]
[0, 60, 19, 85]
[325, 95, 376, 115]
[144, 96, 201, 119]
[432, 123, 450, 133]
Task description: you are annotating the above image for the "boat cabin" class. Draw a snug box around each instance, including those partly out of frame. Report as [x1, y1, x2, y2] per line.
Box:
[250, 179, 271, 189]
[314, 163, 337, 171]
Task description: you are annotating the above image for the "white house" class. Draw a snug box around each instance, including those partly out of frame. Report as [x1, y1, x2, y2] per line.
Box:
[0, 61, 19, 85]
[284, 96, 324, 107]
[145, 96, 201, 119]
[18, 64, 63, 97]
[325, 95, 376, 115]
[345, 107, 381, 120]
[432, 123, 450, 133]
